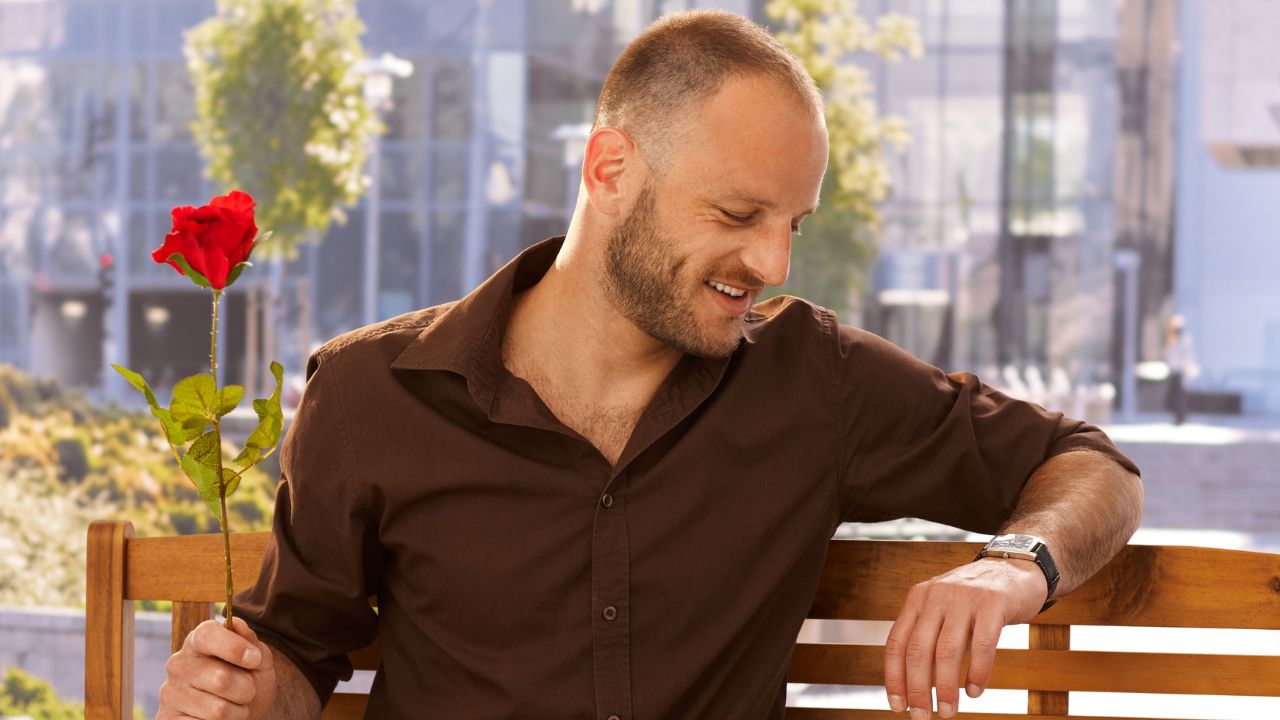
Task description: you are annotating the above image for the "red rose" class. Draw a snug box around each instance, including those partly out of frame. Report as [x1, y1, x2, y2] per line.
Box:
[152, 190, 258, 290]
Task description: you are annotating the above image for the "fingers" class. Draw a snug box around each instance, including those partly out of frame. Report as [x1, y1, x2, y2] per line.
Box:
[965, 611, 1005, 699]
[932, 611, 972, 718]
[184, 618, 263, 670]
[883, 587, 920, 713]
[903, 603, 943, 717]
[885, 567, 1018, 718]
[158, 674, 251, 720]
[165, 650, 257, 703]
[885, 583, 947, 717]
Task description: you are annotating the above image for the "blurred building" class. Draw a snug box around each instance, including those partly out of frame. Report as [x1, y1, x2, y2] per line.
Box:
[1173, 0, 1280, 414]
[0, 0, 764, 404]
[853, 0, 1178, 416]
[10, 0, 1276, 417]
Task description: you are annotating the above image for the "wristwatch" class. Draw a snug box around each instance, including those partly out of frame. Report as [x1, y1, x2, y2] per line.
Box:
[975, 534, 1060, 613]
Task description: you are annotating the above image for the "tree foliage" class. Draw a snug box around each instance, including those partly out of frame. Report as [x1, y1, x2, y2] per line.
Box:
[764, 0, 922, 316]
[185, 0, 378, 260]
[0, 364, 275, 608]
[0, 666, 146, 720]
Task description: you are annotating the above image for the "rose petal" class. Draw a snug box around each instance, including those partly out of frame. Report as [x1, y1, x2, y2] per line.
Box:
[204, 247, 230, 289]
[151, 231, 185, 271]
[210, 190, 256, 220]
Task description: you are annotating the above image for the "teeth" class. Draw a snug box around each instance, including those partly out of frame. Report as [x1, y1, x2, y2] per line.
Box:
[707, 280, 746, 298]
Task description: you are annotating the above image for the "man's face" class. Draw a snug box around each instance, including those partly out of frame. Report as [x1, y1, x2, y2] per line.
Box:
[600, 73, 828, 358]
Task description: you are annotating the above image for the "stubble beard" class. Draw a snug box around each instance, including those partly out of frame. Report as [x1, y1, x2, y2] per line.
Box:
[601, 180, 745, 359]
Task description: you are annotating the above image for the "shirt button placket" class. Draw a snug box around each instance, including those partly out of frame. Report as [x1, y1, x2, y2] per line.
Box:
[592, 471, 631, 720]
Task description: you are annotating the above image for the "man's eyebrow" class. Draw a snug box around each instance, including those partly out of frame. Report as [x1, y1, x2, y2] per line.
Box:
[712, 191, 819, 217]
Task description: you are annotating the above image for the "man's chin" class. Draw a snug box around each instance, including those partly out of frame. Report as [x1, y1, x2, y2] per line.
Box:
[675, 327, 745, 360]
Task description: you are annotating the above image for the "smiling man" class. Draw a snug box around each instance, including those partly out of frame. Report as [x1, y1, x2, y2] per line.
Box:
[157, 10, 1142, 720]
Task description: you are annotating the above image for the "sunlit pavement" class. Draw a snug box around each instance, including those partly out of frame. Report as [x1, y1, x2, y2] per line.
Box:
[1103, 413, 1280, 446]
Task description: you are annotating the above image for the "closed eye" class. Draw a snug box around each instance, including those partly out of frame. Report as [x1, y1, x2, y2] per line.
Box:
[719, 208, 804, 235]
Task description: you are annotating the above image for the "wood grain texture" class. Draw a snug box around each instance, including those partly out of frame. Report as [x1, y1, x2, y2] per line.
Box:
[1028, 624, 1070, 714]
[88, 529, 1280, 718]
[125, 531, 272, 601]
[808, 541, 1280, 629]
[784, 710, 1186, 720]
[322, 692, 369, 718]
[85, 520, 135, 720]
[788, 643, 1280, 696]
[171, 601, 214, 654]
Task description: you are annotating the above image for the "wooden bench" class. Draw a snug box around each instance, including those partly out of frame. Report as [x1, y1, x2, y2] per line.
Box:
[85, 519, 1280, 718]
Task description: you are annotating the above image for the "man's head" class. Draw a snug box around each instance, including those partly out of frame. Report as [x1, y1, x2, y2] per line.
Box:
[592, 10, 824, 175]
[579, 10, 828, 358]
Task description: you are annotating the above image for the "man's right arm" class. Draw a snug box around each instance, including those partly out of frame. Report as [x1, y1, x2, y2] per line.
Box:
[157, 618, 322, 720]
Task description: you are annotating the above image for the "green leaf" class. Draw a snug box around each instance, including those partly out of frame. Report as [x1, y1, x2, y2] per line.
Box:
[225, 260, 253, 288]
[165, 252, 213, 290]
[216, 384, 244, 418]
[150, 406, 196, 445]
[180, 430, 222, 518]
[171, 373, 219, 424]
[233, 361, 285, 471]
[222, 467, 241, 498]
[111, 364, 160, 409]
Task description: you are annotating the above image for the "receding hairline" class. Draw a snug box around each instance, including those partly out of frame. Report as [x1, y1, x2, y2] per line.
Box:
[590, 10, 824, 171]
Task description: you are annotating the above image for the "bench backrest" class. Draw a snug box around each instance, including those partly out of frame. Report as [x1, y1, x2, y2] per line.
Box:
[85, 520, 1280, 718]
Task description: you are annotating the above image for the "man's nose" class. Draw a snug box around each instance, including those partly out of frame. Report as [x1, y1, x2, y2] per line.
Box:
[741, 223, 792, 287]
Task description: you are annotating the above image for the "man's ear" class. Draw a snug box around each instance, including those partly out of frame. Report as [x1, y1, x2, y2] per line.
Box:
[582, 127, 641, 217]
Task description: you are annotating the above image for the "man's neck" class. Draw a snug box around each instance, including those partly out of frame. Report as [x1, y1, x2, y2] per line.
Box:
[502, 240, 683, 412]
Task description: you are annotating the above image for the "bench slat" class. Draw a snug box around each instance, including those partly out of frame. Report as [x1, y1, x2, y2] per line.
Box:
[784, 711, 1193, 720]
[125, 532, 272, 600]
[788, 643, 1280, 696]
[809, 541, 1280, 630]
[321, 692, 367, 719]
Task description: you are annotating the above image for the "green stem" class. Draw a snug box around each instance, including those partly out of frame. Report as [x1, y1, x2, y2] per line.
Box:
[212, 290, 234, 629]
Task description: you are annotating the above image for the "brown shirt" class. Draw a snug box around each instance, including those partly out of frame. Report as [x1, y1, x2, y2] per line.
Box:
[236, 235, 1139, 720]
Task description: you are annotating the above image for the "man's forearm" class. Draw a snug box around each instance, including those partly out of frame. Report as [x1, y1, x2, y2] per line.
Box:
[1000, 449, 1144, 594]
[269, 645, 324, 719]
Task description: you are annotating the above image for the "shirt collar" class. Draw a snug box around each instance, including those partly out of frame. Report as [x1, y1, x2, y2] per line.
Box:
[389, 235, 564, 410]
[390, 234, 761, 427]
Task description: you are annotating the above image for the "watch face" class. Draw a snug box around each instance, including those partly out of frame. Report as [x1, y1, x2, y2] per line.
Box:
[988, 534, 1040, 553]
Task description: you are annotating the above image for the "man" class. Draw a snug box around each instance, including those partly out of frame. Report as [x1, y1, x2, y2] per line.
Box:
[158, 10, 1142, 720]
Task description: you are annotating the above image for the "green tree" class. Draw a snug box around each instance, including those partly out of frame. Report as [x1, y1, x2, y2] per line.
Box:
[764, 0, 922, 318]
[0, 666, 145, 720]
[186, 0, 376, 256]
[185, 0, 380, 393]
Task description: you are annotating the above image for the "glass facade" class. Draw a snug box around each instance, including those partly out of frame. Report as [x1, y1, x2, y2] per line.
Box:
[0, 0, 1172, 414]
[859, 0, 1126, 400]
[0, 0, 662, 402]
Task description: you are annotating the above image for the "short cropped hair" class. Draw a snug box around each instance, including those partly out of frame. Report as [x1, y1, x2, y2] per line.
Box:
[592, 9, 824, 174]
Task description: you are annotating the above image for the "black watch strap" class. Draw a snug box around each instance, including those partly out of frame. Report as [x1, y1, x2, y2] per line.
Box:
[975, 539, 1060, 614]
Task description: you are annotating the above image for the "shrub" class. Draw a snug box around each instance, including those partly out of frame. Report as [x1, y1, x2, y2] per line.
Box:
[52, 436, 90, 485]
[0, 383, 13, 430]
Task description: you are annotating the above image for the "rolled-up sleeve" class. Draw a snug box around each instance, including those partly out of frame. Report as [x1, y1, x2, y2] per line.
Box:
[233, 349, 382, 706]
[834, 324, 1140, 533]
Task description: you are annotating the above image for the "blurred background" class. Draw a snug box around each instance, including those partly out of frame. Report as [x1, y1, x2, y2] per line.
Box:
[1, 0, 1279, 716]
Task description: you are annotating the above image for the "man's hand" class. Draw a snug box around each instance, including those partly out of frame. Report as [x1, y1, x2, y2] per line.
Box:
[158, 616, 277, 720]
[883, 558, 1048, 719]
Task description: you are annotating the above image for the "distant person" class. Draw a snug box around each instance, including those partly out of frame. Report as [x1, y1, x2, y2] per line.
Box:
[156, 10, 1143, 720]
[1164, 314, 1199, 425]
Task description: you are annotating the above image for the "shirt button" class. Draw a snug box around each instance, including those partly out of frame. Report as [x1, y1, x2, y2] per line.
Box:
[600, 493, 614, 508]
[602, 605, 618, 621]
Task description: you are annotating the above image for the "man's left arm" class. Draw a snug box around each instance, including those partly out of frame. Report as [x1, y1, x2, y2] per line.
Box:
[881, 450, 1143, 719]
